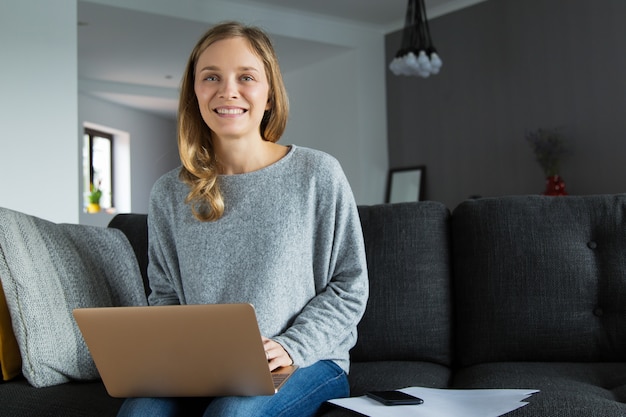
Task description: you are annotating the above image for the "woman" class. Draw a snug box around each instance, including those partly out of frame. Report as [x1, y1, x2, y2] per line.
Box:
[118, 21, 368, 417]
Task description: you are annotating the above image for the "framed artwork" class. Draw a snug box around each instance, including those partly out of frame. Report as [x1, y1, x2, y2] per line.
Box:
[385, 166, 426, 203]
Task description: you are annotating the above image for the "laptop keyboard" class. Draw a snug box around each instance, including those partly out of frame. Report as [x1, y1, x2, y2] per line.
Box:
[272, 372, 289, 388]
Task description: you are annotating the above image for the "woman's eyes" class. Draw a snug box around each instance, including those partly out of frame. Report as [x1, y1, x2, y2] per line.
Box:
[203, 75, 255, 82]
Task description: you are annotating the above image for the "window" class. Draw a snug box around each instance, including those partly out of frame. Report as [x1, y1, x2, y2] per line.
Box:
[83, 128, 114, 210]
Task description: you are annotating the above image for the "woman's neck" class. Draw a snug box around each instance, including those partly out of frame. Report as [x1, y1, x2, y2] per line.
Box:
[213, 138, 288, 175]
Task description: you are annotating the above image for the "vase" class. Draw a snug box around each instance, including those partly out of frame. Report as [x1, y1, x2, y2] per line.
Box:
[87, 203, 101, 213]
[543, 175, 567, 196]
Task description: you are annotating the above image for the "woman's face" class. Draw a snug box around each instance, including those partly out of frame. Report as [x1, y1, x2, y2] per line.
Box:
[194, 37, 271, 143]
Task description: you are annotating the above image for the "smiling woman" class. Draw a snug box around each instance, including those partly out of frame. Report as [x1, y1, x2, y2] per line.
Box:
[116, 21, 368, 417]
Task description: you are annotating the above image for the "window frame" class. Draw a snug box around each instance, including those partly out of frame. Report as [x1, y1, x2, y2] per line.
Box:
[84, 127, 115, 209]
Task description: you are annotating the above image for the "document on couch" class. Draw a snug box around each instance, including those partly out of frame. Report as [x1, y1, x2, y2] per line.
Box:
[328, 387, 539, 417]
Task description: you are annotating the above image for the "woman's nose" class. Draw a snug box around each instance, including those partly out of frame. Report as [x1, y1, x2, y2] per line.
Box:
[218, 77, 239, 98]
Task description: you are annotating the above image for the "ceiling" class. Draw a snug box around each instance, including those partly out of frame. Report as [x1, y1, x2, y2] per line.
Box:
[78, 0, 484, 119]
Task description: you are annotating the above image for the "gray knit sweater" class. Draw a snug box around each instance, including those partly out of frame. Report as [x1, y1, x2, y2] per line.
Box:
[147, 145, 368, 373]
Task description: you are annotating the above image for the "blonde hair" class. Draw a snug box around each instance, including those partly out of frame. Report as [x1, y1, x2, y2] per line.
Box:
[178, 21, 289, 221]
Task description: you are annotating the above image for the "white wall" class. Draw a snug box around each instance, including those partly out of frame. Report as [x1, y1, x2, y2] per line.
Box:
[284, 48, 387, 204]
[78, 94, 179, 226]
[0, 0, 78, 223]
[284, 52, 359, 190]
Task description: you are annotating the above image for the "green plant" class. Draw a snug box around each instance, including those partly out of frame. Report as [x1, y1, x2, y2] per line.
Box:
[525, 128, 569, 177]
[89, 180, 102, 204]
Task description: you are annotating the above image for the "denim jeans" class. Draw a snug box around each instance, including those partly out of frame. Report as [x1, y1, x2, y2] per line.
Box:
[116, 360, 348, 417]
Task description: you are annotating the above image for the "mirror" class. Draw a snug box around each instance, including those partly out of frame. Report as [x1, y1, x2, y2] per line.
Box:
[385, 166, 426, 203]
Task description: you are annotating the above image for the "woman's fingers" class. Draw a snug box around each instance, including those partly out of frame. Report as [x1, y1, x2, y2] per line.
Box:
[262, 336, 293, 371]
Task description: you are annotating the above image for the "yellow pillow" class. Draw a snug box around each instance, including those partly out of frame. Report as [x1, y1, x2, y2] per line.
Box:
[0, 280, 21, 380]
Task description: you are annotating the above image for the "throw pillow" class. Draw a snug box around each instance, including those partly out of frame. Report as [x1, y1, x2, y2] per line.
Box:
[0, 279, 21, 381]
[0, 207, 147, 387]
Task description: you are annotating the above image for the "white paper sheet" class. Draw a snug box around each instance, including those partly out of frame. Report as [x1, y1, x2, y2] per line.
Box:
[328, 387, 539, 417]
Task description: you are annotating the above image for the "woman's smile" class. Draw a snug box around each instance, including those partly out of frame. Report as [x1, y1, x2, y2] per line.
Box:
[213, 107, 248, 116]
[194, 37, 270, 142]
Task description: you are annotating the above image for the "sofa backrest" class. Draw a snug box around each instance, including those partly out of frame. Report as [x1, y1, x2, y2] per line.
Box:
[351, 202, 453, 366]
[452, 194, 626, 366]
[108, 213, 150, 298]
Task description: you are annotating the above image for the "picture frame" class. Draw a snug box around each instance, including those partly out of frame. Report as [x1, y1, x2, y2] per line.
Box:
[385, 166, 426, 203]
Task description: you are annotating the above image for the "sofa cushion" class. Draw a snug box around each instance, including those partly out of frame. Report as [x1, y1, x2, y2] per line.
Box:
[452, 362, 626, 416]
[0, 377, 123, 417]
[0, 207, 147, 388]
[352, 202, 453, 366]
[0, 279, 21, 380]
[452, 195, 626, 366]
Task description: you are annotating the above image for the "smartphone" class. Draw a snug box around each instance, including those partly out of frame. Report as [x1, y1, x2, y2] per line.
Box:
[365, 390, 424, 406]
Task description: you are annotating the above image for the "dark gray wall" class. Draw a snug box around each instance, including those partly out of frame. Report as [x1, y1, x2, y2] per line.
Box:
[386, 0, 626, 209]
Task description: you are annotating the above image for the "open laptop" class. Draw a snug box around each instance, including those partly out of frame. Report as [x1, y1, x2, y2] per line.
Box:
[73, 303, 297, 398]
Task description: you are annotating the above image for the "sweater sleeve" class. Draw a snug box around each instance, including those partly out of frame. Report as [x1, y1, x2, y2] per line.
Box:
[272, 160, 369, 372]
[146, 173, 184, 306]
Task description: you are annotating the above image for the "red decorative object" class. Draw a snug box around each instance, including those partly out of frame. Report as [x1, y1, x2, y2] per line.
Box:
[544, 175, 568, 196]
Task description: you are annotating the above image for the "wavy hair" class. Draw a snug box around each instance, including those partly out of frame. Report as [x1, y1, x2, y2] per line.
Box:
[178, 21, 289, 221]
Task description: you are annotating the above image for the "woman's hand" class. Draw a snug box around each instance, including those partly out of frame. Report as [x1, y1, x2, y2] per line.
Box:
[262, 336, 293, 371]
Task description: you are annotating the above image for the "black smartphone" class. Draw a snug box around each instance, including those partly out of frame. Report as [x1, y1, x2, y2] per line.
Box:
[365, 390, 424, 406]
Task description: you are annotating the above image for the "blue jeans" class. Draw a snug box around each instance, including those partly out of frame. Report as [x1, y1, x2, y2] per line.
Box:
[116, 360, 348, 417]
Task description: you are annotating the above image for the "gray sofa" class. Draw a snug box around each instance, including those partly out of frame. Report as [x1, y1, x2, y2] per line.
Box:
[2, 194, 626, 416]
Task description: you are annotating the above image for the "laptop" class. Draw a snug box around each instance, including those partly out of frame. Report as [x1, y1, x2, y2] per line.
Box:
[73, 303, 297, 398]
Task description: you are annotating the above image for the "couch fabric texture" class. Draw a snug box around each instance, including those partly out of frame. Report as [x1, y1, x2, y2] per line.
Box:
[1, 194, 626, 417]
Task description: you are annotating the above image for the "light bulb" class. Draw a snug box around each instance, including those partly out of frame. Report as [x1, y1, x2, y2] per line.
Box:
[405, 52, 418, 68]
[417, 50, 431, 73]
[389, 57, 402, 75]
[430, 52, 443, 71]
